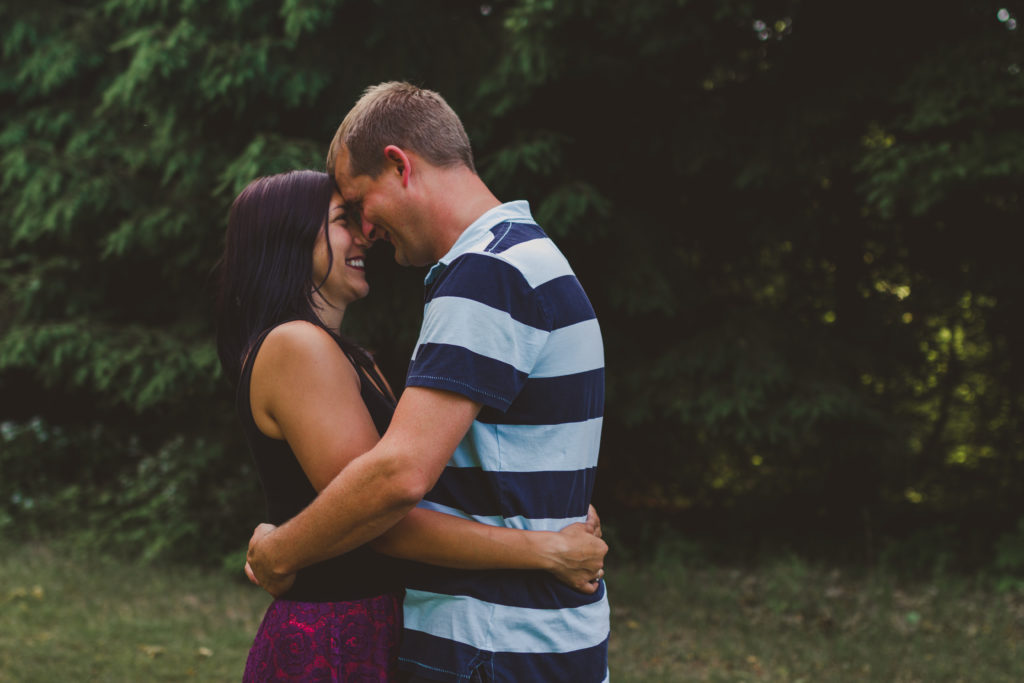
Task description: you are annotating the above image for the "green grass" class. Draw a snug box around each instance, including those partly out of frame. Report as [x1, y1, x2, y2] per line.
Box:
[0, 542, 270, 682]
[607, 554, 1024, 682]
[1, 542, 1022, 682]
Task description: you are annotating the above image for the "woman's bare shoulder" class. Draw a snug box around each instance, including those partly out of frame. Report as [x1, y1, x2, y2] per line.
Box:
[254, 321, 357, 383]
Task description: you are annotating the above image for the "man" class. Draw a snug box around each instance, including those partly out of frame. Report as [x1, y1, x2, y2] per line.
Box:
[247, 82, 609, 682]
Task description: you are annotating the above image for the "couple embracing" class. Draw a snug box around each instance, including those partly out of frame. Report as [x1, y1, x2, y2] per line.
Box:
[216, 82, 609, 682]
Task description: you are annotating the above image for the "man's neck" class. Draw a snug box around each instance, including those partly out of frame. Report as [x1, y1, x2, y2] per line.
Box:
[424, 167, 501, 261]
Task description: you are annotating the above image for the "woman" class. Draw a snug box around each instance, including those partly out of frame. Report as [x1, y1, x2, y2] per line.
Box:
[215, 170, 606, 681]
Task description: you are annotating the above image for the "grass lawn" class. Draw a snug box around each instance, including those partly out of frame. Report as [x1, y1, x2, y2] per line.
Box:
[0, 542, 269, 682]
[1, 541, 1022, 681]
[609, 555, 1024, 682]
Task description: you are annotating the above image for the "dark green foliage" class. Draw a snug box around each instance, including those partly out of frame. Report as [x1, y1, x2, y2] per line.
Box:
[0, 416, 261, 562]
[475, 0, 1024, 568]
[0, 0, 500, 563]
[995, 518, 1024, 590]
[2, 0, 1022, 570]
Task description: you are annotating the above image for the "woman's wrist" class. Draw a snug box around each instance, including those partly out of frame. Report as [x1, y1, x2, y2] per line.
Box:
[527, 530, 565, 572]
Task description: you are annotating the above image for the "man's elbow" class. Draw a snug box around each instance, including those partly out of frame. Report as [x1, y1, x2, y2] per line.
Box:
[368, 435, 448, 513]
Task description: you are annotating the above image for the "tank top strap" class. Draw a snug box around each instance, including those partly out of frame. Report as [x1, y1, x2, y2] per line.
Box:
[240, 327, 277, 381]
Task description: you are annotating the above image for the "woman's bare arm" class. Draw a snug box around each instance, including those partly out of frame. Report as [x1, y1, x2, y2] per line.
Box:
[371, 506, 606, 593]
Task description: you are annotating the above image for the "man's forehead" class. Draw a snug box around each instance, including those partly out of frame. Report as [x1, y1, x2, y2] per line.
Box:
[332, 158, 364, 198]
[331, 147, 352, 188]
[336, 179, 364, 206]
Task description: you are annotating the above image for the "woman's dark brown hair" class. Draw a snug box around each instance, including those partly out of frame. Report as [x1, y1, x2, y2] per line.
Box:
[215, 170, 369, 384]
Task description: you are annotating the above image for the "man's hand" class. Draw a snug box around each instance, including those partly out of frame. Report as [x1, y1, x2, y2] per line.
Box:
[245, 523, 296, 598]
[544, 510, 608, 594]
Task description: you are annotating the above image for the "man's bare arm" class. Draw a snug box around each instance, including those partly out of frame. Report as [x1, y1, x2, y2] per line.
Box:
[247, 386, 481, 595]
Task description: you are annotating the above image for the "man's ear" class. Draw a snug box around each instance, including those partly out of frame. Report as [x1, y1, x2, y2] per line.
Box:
[384, 145, 411, 187]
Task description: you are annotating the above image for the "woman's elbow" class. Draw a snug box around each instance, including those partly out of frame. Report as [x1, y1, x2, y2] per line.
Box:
[379, 461, 432, 511]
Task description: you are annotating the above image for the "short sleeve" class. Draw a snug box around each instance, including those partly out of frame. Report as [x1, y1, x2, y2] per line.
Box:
[405, 253, 551, 411]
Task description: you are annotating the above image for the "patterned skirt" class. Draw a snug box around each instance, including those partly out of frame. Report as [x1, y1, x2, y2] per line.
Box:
[243, 592, 402, 682]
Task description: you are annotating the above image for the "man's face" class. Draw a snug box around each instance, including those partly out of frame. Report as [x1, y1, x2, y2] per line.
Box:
[333, 146, 420, 267]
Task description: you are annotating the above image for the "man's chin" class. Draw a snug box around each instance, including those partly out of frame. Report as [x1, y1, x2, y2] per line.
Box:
[393, 247, 422, 268]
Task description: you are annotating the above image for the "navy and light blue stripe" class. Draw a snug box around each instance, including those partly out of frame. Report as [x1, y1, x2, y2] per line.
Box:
[400, 201, 609, 682]
[400, 631, 609, 683]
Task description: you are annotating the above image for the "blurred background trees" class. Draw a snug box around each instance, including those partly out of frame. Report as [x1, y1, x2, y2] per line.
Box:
[2, 0, 1022, 573]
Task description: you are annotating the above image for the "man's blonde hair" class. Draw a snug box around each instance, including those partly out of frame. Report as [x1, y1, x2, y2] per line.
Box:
[326, 82, 475, 180]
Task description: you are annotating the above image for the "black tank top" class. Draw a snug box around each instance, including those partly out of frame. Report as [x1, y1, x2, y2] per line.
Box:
[236, 325, 402, 601]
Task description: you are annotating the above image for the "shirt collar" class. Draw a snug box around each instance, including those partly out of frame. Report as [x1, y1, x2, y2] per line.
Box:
[424, 200, 534, 285]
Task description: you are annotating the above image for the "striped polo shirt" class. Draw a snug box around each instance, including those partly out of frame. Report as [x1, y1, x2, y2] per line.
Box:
[398, 201, 609, 682]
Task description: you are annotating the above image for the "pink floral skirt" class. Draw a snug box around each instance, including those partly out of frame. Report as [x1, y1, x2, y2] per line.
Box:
[243, 592, 402, 682]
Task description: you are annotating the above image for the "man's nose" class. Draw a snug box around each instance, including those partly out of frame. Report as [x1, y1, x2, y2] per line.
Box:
[361, 216, 379, 241]
[351, 227, 371, 248]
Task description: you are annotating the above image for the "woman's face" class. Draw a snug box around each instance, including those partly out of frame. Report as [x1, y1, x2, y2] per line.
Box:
[311, 191, 371, 309]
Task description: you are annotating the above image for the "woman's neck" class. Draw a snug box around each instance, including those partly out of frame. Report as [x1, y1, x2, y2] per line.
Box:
[312, 293, 345, 332]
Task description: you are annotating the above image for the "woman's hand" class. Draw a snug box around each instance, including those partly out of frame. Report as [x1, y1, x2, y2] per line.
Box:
[586, 504, 602, 539]
[245, 523, 297, 598]
[542, 505, 608, 594]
